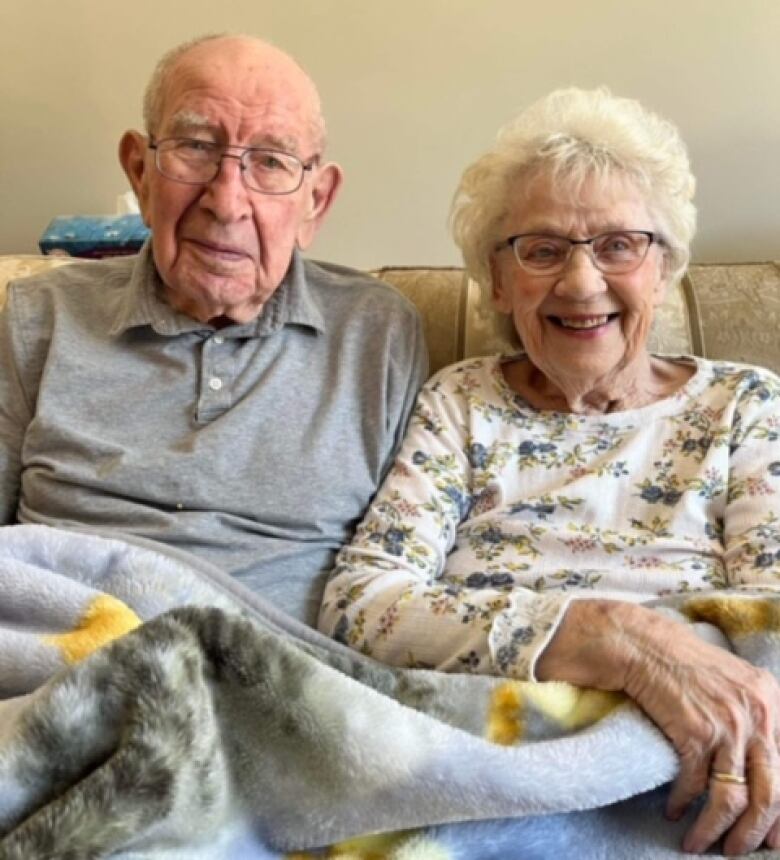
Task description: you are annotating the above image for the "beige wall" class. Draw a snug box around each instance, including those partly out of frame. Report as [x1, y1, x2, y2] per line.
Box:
[2, 0, 778, 268]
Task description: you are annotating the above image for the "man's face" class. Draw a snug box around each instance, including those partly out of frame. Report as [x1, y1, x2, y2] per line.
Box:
[121, 39, 341, 324]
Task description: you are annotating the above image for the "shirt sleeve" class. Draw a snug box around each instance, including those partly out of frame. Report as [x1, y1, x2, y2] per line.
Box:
[380, 310, 429, 482]
[318, 373, 572, 679]
[0, 284, 36, 524]
[722, 368, 780, 588]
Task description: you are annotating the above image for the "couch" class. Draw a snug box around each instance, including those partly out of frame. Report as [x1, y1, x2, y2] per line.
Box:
[1, 252, 780, 860]
[2, 254, 779, 376]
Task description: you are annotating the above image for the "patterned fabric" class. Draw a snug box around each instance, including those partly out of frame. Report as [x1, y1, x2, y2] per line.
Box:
[320, 354, 780, 678]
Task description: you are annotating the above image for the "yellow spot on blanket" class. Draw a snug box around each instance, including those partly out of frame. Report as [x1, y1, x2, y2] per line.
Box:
[286, 830, 429, 859]
[487, 681, 524, 745]
[683, 596, 780, 638]
[43, 595, 141, 664]
[487, 680, 624, 744]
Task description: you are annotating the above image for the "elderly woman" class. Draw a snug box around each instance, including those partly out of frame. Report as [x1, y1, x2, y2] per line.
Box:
[319, 88, 780, 855]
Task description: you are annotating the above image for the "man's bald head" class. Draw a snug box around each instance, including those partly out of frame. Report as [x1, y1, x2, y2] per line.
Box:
[142, 34, 326, 152]
[120, 32, 342, 325]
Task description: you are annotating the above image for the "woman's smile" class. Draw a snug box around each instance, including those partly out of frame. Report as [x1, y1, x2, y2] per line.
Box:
[547, 312, 620, 336]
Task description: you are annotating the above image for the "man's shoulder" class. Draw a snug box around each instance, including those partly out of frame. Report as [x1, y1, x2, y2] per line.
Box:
[8, 255, 137, 303]
[303, 258, 421, 319]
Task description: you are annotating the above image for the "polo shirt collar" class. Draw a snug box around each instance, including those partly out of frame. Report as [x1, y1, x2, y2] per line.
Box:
[110, 241, 325, 337]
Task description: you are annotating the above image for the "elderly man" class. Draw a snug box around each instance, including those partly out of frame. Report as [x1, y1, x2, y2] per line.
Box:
[0, 35, 427, 624]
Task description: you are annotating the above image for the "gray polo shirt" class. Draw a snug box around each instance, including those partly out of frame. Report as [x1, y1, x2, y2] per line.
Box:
[0, 245, 427, 624]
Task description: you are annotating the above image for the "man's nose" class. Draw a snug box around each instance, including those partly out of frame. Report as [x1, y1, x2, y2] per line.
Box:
[553, 245, 607, 298]
[199, 154, 253, 222]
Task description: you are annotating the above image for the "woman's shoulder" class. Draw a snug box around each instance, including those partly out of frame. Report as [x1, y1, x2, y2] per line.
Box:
[689, 356, 780, 405]
[422, 354, 505, 392]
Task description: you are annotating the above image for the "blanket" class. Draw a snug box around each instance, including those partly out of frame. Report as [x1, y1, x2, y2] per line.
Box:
[0, 524, 777, 859]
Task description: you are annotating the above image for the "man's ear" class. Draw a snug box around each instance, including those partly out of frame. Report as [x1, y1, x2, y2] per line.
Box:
[296, 162, 344, 249]
[118, 131, 152, 225]
[490, 254, 512, 314]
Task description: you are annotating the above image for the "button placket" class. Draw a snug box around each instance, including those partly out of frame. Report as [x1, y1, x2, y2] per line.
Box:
[196, 334, 232, 422]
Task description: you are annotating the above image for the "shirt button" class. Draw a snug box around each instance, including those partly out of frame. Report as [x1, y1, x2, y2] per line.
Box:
[213, 335, 224, 344]
[209, 377, 223, 391]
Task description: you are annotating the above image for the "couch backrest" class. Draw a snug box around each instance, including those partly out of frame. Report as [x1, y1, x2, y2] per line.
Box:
[2, 255, 779, 377]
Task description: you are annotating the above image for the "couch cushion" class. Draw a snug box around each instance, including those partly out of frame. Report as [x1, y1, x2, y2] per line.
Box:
[685, 262, 780, 375]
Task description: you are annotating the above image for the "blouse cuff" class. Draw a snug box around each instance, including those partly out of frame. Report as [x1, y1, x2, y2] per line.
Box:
[488, 591, 625, 682]
[488, 591, 582, 681]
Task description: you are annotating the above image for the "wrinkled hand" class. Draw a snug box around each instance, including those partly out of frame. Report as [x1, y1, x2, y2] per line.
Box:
[536, 600, 780, 856]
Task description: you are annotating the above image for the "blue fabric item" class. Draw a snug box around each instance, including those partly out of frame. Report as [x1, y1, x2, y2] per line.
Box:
[39, 214, 150, 257]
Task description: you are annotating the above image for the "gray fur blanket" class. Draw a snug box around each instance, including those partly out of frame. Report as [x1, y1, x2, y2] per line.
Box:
[0, 524, 776, 859]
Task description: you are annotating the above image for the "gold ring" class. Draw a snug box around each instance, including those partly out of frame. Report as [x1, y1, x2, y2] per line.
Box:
[711, 770, 748, 786]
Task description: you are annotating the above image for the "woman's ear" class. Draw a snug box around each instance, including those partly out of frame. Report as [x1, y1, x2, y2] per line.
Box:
[118, 131, 151, 224]
[652, 247, 673, 308]
[296, 161, 344, 249]
[490, 254, 513, 314]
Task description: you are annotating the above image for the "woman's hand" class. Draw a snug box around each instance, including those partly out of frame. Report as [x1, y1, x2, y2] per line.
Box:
[535, 599, 780, 855]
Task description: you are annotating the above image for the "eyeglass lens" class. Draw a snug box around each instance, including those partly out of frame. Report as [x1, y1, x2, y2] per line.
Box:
[155, 139, 304, 194]
[513, 231, 652, 273]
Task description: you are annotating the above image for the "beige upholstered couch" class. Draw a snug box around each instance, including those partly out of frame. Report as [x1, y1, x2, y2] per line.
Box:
[1, 255, 779, 376]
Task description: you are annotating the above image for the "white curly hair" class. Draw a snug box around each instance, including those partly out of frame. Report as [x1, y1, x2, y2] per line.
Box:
[450, 87, 697, 300]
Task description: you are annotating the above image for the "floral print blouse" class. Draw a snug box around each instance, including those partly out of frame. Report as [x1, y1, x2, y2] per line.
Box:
[319, 355, 780, 680]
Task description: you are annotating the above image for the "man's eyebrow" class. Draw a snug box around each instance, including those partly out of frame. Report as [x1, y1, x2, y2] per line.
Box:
[161, 114, 300, 154]
[166, 111, 216, 136]
[247, 133, 300, 154]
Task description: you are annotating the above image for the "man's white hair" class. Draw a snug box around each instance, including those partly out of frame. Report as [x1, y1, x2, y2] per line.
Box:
[142, 33, 327, 151]
[450, 87, 697, 297]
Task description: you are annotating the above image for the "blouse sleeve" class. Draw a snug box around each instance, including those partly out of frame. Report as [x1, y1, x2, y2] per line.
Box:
[318, 374, 573, 679]
[722, 368, 780, 588]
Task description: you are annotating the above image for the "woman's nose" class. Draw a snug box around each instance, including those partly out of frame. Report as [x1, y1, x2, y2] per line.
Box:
[553, 246, 607, 298]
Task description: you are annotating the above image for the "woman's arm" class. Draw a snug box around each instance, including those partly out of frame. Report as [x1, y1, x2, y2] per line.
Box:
[722, 368, 780, 587]
[319, 375, 573, 676]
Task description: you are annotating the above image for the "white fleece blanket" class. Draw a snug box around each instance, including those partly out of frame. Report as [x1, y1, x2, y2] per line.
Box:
[0, 524, 775, 859]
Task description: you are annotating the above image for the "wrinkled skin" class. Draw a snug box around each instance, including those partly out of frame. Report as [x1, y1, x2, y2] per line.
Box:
[119, 37, 342, 325]
[536, 599, 780, 855]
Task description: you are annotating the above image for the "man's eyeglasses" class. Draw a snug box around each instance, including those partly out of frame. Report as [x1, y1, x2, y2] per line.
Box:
[148, 138, 316, 195]
[495, 230, 658, 276]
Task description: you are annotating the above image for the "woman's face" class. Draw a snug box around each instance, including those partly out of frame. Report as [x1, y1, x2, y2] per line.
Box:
[490, 171, 669, 388]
